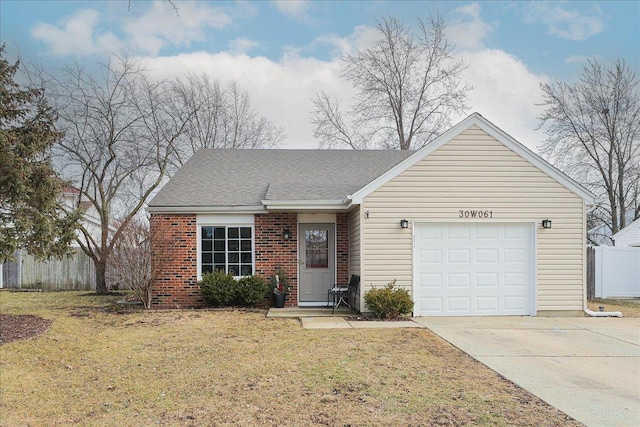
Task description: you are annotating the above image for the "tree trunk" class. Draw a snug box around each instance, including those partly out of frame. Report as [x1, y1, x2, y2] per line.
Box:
[95, 260, 108, 295]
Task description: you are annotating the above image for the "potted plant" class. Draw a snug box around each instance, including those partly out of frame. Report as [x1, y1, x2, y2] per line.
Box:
[270, 266, 290, 308]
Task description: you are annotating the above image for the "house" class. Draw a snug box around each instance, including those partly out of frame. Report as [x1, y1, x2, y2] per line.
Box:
[612, 217, 640, 247]
[147, 113, 595, 316]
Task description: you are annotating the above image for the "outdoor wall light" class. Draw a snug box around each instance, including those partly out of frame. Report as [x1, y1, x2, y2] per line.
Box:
[283, 229, 291, 240]
[542, 219, 552, 229]
[400, 219, 409, 229]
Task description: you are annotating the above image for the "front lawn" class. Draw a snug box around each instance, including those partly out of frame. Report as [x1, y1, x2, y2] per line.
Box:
[0, 291, 580, 426]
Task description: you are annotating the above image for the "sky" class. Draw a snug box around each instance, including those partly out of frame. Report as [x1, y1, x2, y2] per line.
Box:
[1, 0, 639, 152]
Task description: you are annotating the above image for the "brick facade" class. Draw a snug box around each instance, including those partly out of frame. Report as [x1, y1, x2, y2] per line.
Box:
[150, 213, 201, 309]
[254, 213, 298, 306]
[336, 213, 350, 286]
[151, 212, 350, 309]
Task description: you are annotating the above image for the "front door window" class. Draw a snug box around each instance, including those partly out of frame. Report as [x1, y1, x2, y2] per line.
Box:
[305, 229, 328, 268]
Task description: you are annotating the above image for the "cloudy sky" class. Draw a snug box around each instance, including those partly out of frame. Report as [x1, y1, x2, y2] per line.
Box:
[1, 0, 638, 151]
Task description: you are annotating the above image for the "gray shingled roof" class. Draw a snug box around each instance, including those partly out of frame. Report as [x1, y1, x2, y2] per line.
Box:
[149, 149, 414, 209]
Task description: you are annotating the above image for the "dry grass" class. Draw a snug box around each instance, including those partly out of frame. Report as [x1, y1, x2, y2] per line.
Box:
[588, 298, 640, 317]
[0, 291, 581, 427]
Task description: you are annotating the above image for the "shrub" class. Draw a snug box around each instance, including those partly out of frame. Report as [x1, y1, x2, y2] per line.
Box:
[235, 275, 269, 306]
[363, 280, 414, 319]
[200, 270, 237, 307]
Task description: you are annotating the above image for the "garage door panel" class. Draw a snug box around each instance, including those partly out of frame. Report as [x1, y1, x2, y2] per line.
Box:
[420, 273, 442, 288]
[476, 296, 499, 311]
[415, 223, 533, 316]
[476, 249, 499, 263]
[477, 273, 499, 287]
[448, 297, 472, 312]
[449, 273, 471, 287]
[420, 249, 442, 263]
[448, 249, 470, 263]
[476, 226, 498, 239]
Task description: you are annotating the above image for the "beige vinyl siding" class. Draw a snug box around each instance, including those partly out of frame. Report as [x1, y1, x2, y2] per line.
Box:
[348, 206, 362, 309]
[361, 125, 586, 313]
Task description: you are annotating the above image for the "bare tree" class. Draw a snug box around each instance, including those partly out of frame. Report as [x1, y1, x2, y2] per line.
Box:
[109, 217, 170, 308]
[171, 75, 285, 166]
[538, 59, 640, 244]
[40, 57, 195, 294]
[312, 15, 470, 150]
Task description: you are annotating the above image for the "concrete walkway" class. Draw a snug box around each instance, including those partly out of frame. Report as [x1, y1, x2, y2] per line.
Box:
[412, 316, 640, 427]
[300, 316, 423, 329]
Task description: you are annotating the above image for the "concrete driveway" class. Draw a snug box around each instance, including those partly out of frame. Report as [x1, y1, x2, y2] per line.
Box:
[412, 316, 640, 427]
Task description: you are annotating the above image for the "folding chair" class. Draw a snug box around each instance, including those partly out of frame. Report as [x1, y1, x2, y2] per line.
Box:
[328, 274, 360, 314]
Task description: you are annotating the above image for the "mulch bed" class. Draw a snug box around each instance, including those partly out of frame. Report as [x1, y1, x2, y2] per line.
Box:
[0, 314, 52, 345]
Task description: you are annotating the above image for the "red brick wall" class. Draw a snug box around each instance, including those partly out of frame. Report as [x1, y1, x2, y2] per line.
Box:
[150, 213, 202, 309]
[254, 213, 298, 306]
[150, 212, 351, 309]
[336, 213, 349, 285]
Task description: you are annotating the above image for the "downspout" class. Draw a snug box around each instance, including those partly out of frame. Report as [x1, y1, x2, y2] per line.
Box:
[584, 307, 623, 318]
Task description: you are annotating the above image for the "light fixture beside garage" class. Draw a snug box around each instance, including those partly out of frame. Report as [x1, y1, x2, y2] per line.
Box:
[542, 219, 552, 229]
[400, 219, 409, 229]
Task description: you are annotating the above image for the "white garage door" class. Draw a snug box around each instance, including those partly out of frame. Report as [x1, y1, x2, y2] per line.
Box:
[414, 223, 534, 316]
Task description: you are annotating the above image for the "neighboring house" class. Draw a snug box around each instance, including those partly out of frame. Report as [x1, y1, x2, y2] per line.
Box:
[148, 113, 595, 316]
[612, 217, 640, 247]
[60, 186, 103, 248]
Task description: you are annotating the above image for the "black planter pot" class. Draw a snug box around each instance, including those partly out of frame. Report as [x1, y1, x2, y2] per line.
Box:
[274, 293, 286, 308]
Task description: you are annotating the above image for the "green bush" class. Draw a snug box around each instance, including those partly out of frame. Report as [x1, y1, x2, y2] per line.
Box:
[235, 275, 269, 306]
[363, 280, 414, 319]
[200, 270, 237, 307]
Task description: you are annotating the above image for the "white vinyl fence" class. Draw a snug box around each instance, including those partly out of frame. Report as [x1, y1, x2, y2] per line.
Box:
[594, 246, 640, 298]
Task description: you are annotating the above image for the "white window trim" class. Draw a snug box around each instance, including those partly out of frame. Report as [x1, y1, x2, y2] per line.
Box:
[197, 214, 255, 281]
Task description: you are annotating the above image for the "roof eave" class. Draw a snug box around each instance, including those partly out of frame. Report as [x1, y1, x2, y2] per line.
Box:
[147, 205, 266, 214]
[261, 199, 348, 211]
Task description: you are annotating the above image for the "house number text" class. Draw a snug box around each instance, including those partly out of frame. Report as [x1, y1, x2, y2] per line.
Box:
[459, 210, 493, 219]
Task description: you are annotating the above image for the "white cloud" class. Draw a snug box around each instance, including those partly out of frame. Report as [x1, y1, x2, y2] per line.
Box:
[228, 38, 261, 55]
[460, 49, 549, 151]
[123, 1, 232, 55]
[272, 0, 312, 22]
[31, 9, 124, 56]
[524, 3, 605, 41]
[136, 51, 355, 149]
[31, 1, 232, 57]
[446, 2, 494, 51]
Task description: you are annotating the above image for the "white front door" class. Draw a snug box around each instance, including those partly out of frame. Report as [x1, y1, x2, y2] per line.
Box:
[414, 223, 534, 316]
[299, 223, 335, 304]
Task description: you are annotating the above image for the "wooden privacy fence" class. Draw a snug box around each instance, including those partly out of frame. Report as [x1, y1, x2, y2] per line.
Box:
[1, 249, 96, 290]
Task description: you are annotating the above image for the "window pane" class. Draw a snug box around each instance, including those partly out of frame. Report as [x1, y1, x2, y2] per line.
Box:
[241, 253, 252, 263]
[202, 227, 213, 239]
[202, 253, 212, 264]
[228, 265, 239, 276]
[228, 240, 239, 251]
[228, 227, 239, 238]
[214, 253, 225, 264]
[305, 229, 328, 268]
[240, 227, 251, 238]
[214, 264, 225, 272]
[240, 265, 252, 276]
[202, 264, 213, 274]
[214, 227, 226, 239]
[214, 240, 225, 251]
[202, 240, 212, 252]
[240, 240, 251, 251]
[228, 253, 239, 263]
